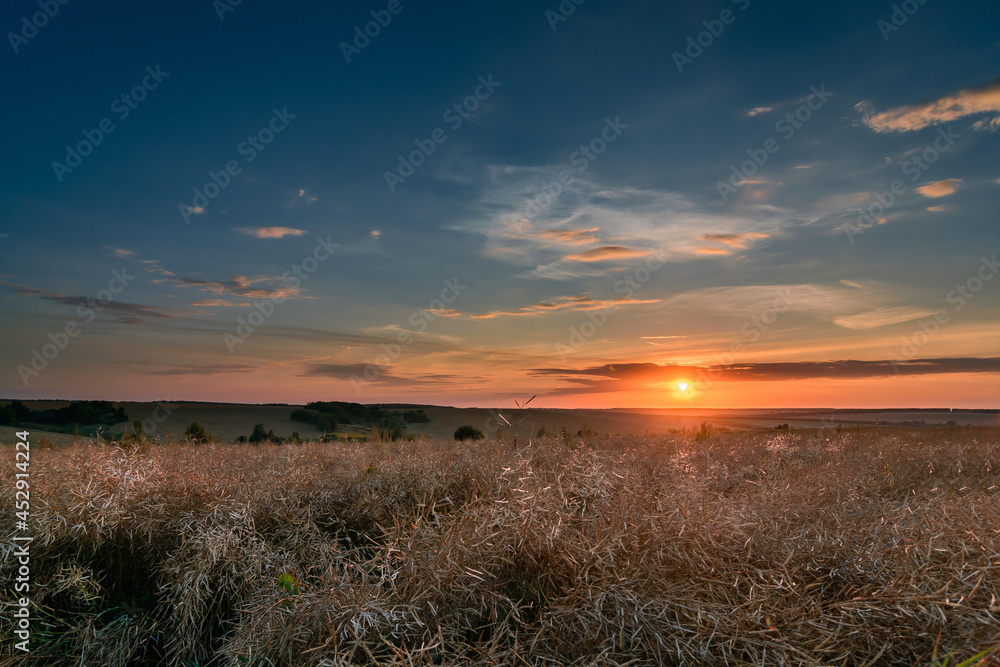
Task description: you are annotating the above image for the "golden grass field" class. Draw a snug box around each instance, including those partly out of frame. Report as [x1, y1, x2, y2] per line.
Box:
[2, 426, 999, 665]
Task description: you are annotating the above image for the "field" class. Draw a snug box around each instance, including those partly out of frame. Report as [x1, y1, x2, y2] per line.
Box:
[2, 400, 996, 446]
[2, 427, 1000, 665]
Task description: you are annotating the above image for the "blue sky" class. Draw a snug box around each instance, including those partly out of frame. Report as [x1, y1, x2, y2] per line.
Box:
[2, 0, 998, 407]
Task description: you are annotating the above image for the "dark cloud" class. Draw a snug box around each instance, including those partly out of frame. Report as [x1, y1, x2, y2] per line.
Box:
[8, 285, 179, 324]
[532, 359, 1000, 395]
[142, 363, 259, 376]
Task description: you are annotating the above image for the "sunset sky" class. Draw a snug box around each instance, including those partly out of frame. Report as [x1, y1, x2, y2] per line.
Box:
[2, 0, 998, 408]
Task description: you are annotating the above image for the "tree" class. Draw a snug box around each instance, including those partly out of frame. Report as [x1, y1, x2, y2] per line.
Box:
[184, 421, 209, 444]
[454, 425, 484, 441]
[248, 424, 269, 443]
[403, 409, 430, 423]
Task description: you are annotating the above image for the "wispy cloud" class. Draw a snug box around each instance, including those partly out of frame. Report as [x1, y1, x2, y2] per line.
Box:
[564, 246, 651, 262]
[833, 306, 938, 330]
[190, 299, 253, 307]
[535, 227, 601, 246]
[700, 232, 769, 248]
[858, 79, 1000, 133]
[450, 165, 787, 279]
[468, 295, 659, 319]
[6, 284, 180, 324]
[170, 275, 304, 302]
[142, 362, 259, 375]
[235, 226, 308, 239]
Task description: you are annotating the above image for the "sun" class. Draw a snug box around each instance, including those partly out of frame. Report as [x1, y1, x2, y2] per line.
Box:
[677, 382, 688, 392]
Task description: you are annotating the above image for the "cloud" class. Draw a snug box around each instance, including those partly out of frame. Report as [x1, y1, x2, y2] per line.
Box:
[292, 189, 318, 206]
[301, 363, 376, 378]
[747, 106, 772, 117]
[564, 246, 650, 262]
[700, 232, 769, 248]
[190, 299, 252, 307]
[300, 363, 467, 387]
[695, 247, 730, 255]
[915, 178, 962, 198]
[450, 165, 787, 279]
[833, 306, 938, 330]
[142, 362, 259, 376]
[858, 79, 1000, 133]
[660, 284, 863, 319]
[170, 275, 304, 301]
[181, 205, 205, 217]
[531, 358, 1000, 395]
[235, 226, 308, 239]
[535, 227, 601, 246]
[7, 285, 180, 324]
[425, 308, 463, 318]
[469, 295, 659, 319]
[108, 247, 134, 258]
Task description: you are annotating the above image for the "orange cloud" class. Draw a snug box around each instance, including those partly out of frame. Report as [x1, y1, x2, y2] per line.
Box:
[915, 178, 962, 198]
[535, 227, 601, 245]
[859, 80, 1000, 133]
[236, 226, 308, 239]
[426, 308, 462, 318]
[564, 246, 650, 262]
[695, 247, 730, 255]
[699, 232, 768, 248]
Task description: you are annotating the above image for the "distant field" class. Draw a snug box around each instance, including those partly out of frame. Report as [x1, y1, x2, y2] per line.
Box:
[2, 399, 995, 445]
[1, 427, 998, 665]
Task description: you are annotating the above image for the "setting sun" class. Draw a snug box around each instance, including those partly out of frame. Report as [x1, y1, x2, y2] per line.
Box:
[678, 382, 688, 392]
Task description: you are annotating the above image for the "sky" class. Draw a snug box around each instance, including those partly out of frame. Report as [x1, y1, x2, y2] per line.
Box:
[1, 0, 998, 409]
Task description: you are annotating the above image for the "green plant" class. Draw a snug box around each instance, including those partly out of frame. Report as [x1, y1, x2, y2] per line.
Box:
[183, 421, 209, 444]
[454, 425, 485, 441]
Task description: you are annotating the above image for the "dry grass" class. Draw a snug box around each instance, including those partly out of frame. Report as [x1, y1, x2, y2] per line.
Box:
[2, 427, 999, 665]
